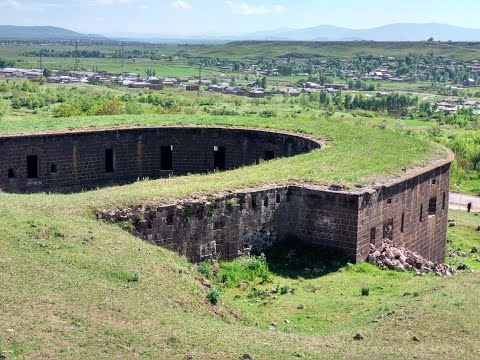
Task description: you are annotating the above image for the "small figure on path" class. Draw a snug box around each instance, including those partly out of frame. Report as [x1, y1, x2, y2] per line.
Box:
[467, 202, 472, 213]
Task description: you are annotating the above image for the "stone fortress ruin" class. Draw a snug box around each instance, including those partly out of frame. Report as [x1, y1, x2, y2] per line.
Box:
[0, 126, 453, 263]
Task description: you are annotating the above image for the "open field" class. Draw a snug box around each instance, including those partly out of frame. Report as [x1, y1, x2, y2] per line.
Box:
[187, 41, 480, 60]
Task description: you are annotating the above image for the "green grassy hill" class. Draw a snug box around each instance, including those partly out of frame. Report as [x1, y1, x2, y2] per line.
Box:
[0, 25, 106, 41]
[187, 41, 480, 60]
[0, 115, 478, 359]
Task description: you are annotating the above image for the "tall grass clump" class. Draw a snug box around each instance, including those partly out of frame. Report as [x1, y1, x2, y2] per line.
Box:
[219, 254, 272, 288]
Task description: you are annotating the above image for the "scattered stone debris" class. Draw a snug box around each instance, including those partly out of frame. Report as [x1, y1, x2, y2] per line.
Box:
[353, 332, 364, 341]
[368, 240, 455, 276]
[199, 278, 211, 289]
[447, 248, 470, 257]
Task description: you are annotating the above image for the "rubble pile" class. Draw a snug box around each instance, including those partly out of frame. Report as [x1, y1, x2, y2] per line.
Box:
[368, 239, 455, 276]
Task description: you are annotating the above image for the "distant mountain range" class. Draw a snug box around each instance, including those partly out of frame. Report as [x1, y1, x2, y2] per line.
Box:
[1, 23, 480, 42]
[0, 25, 107, 41]
[239, 23, 480, 42]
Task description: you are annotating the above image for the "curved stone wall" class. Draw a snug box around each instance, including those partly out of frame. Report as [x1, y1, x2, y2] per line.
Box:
[0, 126, 321, 193]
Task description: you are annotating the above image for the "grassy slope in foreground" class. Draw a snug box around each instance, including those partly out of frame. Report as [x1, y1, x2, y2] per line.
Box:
[0, 181, 478, 359]
[0, 115, 473, 359]
[0, 114, 446, 208]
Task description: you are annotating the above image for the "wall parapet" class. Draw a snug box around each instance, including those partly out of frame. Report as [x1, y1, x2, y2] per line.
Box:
[0, 126, 321, 193]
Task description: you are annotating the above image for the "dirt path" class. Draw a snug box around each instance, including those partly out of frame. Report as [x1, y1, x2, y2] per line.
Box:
[449, 192, 480, 213]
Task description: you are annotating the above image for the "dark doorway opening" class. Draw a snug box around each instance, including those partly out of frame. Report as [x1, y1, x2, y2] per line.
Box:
[370, 227, 376, 245]
[160, 146, 173, 171]
[8, 168, 15, 179]
[383, 219, 394, 240]
[264, 150, 275, 161]
[27, 155, 38, 179]
[105, 149, 114, 173]
[214, 146, 226, 170]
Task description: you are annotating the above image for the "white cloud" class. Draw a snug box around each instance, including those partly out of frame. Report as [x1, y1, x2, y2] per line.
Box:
[225, 1, 284, 15]
[87, 0, 139, 5]
[171, 0, 191, 9]
[0, 0, 43, 11]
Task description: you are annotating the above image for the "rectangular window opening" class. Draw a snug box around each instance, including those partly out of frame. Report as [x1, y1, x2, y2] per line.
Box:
[400, 213, 405, 233]
[420, 204, 423, 223]
[213, 146, 226, 170]
[27, 155, 38, 179]
[370, 227, 376, 245]
[264, 196, 269, 207]
[387, 198, 392, 204]
[431, 179, 436, 185]
[105, 149, 114, 173]
[51, 163, 58, 174]
[8, 168, 15, 179]
[428, 197, 437, 217]
[252, 195, 257, 209]
[442, 192, 446, 211]
[160, 145, 173, 171]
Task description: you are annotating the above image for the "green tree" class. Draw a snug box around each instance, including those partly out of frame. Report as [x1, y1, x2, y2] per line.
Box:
[146, 69, 156, 77]
[87, 77, 101, 85]
[470, 147, 480, 170]
[43, 68, 52, 77]
[0, 58, 15, 68]
[261, 76, 267, 89]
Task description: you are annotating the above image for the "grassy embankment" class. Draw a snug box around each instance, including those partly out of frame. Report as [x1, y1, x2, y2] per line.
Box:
[0, 188, 478, 358]
[0, 106, 476, 359]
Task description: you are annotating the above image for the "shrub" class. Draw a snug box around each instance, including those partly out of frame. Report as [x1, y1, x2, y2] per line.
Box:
[125, 101, 144, 115]
[53, 102, 82, 118]
[280, 284, 291, 295]
[260, 109, 277, 118]
[207, 286, 221, 305]
[197, 261, 213, 279]
[128, 272, 140, 282]
[219, 254, 272, 288]
[95, 98, 125, 116]
[210, 107, 240, 116]
[0, 98, 9, 119]
[361, 286, 370, 296]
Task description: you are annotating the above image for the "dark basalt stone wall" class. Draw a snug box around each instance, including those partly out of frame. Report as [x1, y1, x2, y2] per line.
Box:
[99, 161, 452, 264]
[0, 126, 321, 193]
[0, 125, 452, 264]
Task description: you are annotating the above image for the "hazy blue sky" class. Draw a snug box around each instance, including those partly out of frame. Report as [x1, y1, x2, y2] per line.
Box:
[1, 0, 480, 36]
